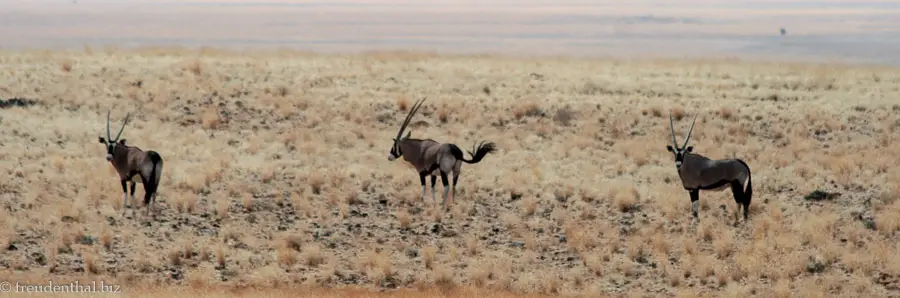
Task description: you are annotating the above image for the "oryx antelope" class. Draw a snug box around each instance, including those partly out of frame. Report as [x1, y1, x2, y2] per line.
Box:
[387, 98, 497, 210]
[666, 112, 753, 222]
[98, 111, 164, 217]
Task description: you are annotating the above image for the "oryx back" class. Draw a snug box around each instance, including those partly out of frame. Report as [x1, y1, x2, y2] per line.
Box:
[679, 153, 750, 192]
[399, 138, 442, 172]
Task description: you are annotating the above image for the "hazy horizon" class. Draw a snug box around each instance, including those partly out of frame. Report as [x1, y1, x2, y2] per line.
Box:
[2, 0, 899, 65]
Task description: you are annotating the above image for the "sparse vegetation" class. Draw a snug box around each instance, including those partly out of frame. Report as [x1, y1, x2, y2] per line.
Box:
[0, 47, 898, 298]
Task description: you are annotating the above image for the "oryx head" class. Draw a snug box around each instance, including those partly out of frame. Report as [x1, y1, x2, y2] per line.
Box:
[388, 98, 425, 161]
[665, 112, 697, 169]
[98, 110, 131, 162]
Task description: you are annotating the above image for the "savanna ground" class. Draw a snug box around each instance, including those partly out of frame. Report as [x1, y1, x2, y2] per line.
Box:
[0, 47, 899, 297]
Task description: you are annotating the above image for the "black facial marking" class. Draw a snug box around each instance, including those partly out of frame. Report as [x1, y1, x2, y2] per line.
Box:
[668, 145, 687, 166]
[668, 141, 699, 168]
[390, 139, 402, 157]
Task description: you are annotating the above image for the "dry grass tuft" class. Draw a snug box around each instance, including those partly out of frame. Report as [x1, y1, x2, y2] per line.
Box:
[421, 246, 438, 270]
[301, 243, 326, 267]
[718, 107, 734, 120]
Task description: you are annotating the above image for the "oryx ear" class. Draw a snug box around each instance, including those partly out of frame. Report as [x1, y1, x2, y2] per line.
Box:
[685, 146, 693, 152]
[405, 131, 411, 139]
[99, 137, 106, 144]
[118, 139, 127, 145]
[666, 145, 674, 152]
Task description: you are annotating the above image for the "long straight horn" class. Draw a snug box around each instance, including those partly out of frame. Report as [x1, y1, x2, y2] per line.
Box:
[114, 112, 131, 141]
[682, 114, 698, 148]
[106, 110, 112, 142]
[668, 112, 678, 147]
[395, 98, 426, 141]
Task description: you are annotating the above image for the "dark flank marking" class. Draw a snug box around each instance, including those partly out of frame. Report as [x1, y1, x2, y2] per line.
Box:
[697, 179, 733, 191]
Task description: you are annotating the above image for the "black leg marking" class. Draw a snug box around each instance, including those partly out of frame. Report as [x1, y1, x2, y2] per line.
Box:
[143, 191, 153, 214]
[122, 179, 129, 210]
[730, 181, 742, 204]
[130, 181, 136, 197]
[120, 179, 129, 213]
[742, 196, 750, 220]
[452, 173, 459, 190]
[142, 176, 158, 216]
[451, 172, 459, 204]
[730, 181, 743, 222]
[431, 174, 437, 190]
[740, 185, 751, 221]
[689, 189, 699, 218]
[441, 171, 449, 188]
[417, 171, 429, 201]
[440, 171, 450, 209]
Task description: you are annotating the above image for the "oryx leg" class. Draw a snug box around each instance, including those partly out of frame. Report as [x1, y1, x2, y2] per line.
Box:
[440, 170, 450, 210]
[418, 171, 428, 201]
[129, 180, 137, 211]
[689, 189, 699, 219]
[431, 174, 437, 201]
[147, 192, 157, 217]
[120, 179, 129, 215]
[742, 190, 751, 221]
[450, 170, 460, 209]
[143, 178, 157, 217]
[730, 181, 743, 224]
[144, 192, 153, 216]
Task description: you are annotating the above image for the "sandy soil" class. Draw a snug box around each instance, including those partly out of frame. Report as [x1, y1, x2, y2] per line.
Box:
[0, 48, 899, 297]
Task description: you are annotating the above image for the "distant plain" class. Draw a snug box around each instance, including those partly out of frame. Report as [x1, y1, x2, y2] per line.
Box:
[3, 0, 900, 65]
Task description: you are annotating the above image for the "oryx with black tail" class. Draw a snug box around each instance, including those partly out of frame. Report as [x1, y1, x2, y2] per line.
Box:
[387, 98, 498, 210]
[98, 110, 164, 217]
[665, 112, 753, 223]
